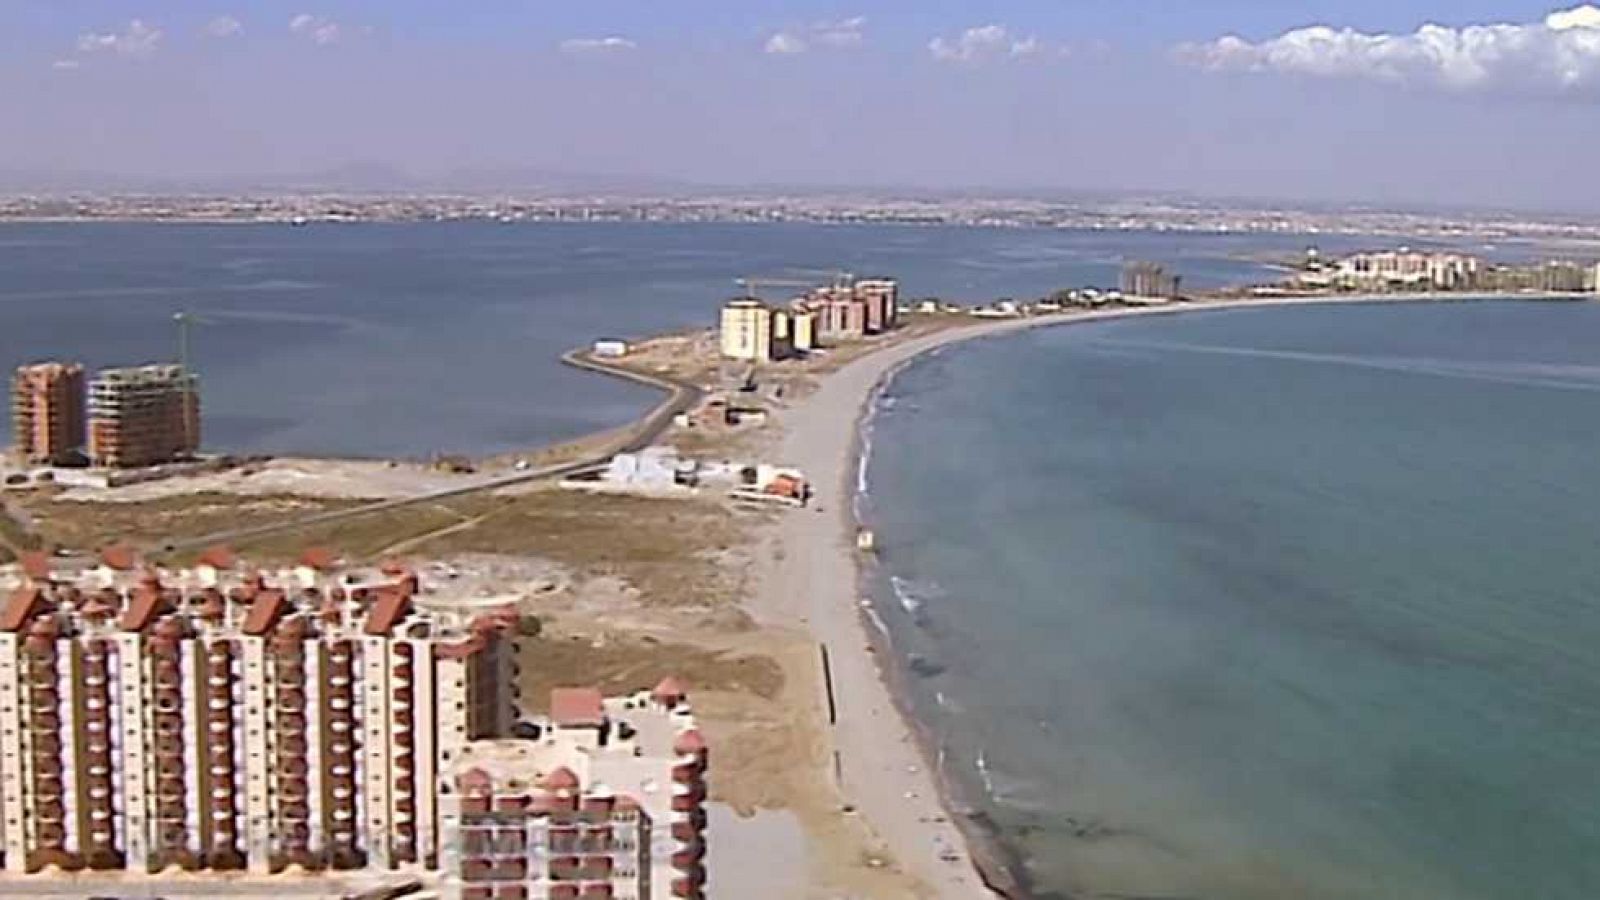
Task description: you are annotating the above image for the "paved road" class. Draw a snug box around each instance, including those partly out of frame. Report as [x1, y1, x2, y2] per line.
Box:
[160, 351, 702, 557]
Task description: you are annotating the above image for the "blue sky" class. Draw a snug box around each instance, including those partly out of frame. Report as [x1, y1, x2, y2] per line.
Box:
[6, 2, 1600, 209]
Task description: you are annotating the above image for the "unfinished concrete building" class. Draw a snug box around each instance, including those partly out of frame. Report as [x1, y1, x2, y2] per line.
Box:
[87, 364, 200, 468]
[10, 363, 86, 466]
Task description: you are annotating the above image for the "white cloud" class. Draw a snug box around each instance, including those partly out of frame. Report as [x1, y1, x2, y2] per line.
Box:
[812, 16, 866, 48]
[1010, 36, 1044, 58]
[77, 20, 163, 57]
[929, 24, 1044, 63]
[205, 16, 244, 39]
[1179, 4, 1600, 94]
[765, 16, 865, 55]
[559, 36, 637, 54]
[289, 13, 341, 45]
[765, 33, 808, 55]
[51, 59, 81, 71]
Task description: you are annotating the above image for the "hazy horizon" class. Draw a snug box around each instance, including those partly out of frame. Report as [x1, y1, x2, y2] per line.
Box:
[9, 2, 1600, 211]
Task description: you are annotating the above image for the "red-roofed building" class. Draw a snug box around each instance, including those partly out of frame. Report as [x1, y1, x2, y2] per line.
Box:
[549, 687, 606, 729]
[363, 588, 411, 636]
[0, 585, 44, 632]
[540, 765, 581, 792]
[197, 544, 237, 570]
[298, 546, 337, 571]
[99, 543, 137, 571]
[18, 550, 51, 583]
[440, 680, 707, 900]
[652, 676, 688, 708]
[0, 552, 542, 881]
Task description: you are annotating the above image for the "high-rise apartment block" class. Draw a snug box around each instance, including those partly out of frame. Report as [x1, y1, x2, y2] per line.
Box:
[718, 277, 898, 359]
[87, 364, 200, 468]
[1330, 251, 1478, 291]
[1120, 262, 1183, 300]
[796, 277, 899, 342]
[0, 551, 705, 898]
[0, 549, 514, 875]
[718, 299, 778, 362]
[10, 363, 86, 466]
[852, 278, 899, 333]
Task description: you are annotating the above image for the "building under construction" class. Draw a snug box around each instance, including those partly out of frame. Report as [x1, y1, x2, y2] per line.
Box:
[87, 364, 200, 469]
[9, 363, 86, 466]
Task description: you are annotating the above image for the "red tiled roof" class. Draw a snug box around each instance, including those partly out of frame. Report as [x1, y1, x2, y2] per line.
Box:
[540, 766, 580, 791]
[436, 635, 485, 660]
[363, 588, 411, 636]
[197, 545, 237, 570]
[100, 544, 137, 571]
[672, 730, 707, 755]
[471, 609, 517, 635]
[298, 547, 336, 571]
[652, 676, 688, 704]
[19, 551, 51, 582]
[549, 688, 605, 728]
[456, 767, 492, 794]
[0, 586, 44, 633]
[118, 587, 164, 632]
[241, 590, 288, 636]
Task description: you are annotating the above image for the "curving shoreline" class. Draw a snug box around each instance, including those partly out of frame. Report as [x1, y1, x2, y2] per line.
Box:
[768, 292, 1589, 897]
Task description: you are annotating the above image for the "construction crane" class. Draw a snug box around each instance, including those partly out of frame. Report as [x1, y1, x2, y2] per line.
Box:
[170, 310, 213, 455]
[172, 310, 215, 372]
[734, 276, 822, 301]
[784, 268, 856, 290]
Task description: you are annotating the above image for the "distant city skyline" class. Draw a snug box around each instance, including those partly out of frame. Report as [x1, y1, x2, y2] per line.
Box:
[7, 3, 1600, 210]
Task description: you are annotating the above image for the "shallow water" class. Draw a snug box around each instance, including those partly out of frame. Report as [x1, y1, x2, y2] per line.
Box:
[864, 300, 1600, 899]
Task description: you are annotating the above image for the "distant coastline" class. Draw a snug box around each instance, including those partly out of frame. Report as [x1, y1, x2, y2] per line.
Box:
[8, 198, 1600, 248]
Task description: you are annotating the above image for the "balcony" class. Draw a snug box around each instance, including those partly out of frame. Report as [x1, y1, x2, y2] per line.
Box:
[547, 856, 582, 880]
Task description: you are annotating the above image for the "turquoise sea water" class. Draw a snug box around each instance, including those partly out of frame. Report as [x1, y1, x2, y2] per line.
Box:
[863, 300, 1600, 899]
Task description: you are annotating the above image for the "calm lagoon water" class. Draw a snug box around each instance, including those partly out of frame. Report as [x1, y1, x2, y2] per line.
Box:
[0, 221, 1350, 458]
[864, 300, 1600, 899]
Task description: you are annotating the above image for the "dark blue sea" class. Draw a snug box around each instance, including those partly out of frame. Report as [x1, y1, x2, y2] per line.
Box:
[1, 221, 1365, 458]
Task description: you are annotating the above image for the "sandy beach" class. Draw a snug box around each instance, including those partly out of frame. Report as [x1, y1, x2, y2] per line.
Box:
[758, 292, 1583, 897]
[763, 318, 1044, 898]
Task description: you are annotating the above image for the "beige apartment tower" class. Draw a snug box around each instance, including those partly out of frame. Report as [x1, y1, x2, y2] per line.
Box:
[87, 364, 200, 468]
[10, 363, 87, 466]
[718, 299, 777, 362]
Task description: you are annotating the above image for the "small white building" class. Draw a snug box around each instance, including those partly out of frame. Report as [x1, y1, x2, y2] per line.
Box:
[592, 339, 630, 358]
